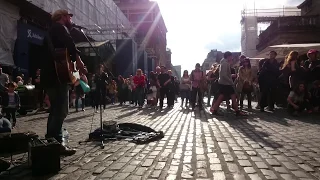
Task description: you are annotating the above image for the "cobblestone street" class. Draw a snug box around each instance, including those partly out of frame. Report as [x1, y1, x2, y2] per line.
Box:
[2, 101, 320, 180]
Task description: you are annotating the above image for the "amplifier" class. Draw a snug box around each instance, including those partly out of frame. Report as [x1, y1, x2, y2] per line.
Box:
[28, 138, 61, 176]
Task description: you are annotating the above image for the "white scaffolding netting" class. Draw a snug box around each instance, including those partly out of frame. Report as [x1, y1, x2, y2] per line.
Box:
[28, 0, 132, 41]
[0, 0, 20, 66]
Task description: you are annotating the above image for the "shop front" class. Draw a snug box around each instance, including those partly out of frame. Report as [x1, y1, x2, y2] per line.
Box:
[14, 22, 46, 78]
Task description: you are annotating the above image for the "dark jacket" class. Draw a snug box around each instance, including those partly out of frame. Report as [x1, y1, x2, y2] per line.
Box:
[94, 72, 109, 90]
[2, 91, 20, 108]
[41, 22, 80, 88]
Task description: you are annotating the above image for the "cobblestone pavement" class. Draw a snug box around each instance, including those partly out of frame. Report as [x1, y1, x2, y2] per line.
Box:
[1, 100, 320, 180]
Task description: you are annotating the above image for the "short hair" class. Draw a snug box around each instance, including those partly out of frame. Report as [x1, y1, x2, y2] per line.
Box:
[8, 82, 17, 88]
[224, 51, 232, 59]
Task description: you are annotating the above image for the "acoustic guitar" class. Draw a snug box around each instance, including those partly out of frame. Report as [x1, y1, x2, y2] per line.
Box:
[54, 48, 77, 84]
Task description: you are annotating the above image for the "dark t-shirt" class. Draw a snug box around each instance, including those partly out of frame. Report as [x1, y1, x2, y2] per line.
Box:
[157, 73, 170, 88]
[41, 22, 80, 88]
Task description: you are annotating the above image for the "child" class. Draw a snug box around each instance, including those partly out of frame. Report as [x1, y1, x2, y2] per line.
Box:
[2, 82, 20, 127]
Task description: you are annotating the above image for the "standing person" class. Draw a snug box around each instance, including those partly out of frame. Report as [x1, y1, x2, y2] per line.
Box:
[167, 70, 175, 108]
[210, 51, 246, 116]
[133, 69, 146, 108]
[258, 51, 280, 112]
[2, 82, 20, 128]
[157, 66, 171, 110]
[75, 68, 88, 112]
[34, 69, 44, 111]
[304, 49, 320, 89]
[180, 70, 191, 107]
[190, 63, 205, 110]
[147, 71, 158, 107]
[41, 9, 85, 155]
[236, 58, 254, 109]
[117, 75, 127, 105]
[94, 64, 108, 112]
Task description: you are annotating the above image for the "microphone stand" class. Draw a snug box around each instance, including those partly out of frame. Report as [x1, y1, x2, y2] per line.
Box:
[75, 27, 112, 149]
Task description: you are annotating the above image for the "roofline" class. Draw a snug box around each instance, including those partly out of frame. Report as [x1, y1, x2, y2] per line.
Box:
[297, 0, 311, 9]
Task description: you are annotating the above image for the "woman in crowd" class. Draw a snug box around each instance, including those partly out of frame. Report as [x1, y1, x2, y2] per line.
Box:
[133, 69, 146, 108]
[74, 68, 88, 112]
[117, 75, 128, 105]
[180, 70, 191, 107]
[108, 80, 117, 104]
[190, 63, 205, 110]
[94, 64, 108, 112]
[236, 58, 253, 109]
[167, 70, 175, 107]
[147, 71, 158, 107]
[287, 83, 311, 116]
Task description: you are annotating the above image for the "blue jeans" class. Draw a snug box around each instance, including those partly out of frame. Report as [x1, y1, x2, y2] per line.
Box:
[180, 89, 190, 103]
[135, 86, 144, 106]
[45, 84, 69, 143]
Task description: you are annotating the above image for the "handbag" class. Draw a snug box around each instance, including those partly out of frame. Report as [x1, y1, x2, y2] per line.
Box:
[80, 80, 90, 93]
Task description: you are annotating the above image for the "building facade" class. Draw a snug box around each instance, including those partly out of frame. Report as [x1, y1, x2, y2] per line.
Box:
[298, 0, 320, 16]
[114, 0, 168, 68]
[0, 0, 133, 77]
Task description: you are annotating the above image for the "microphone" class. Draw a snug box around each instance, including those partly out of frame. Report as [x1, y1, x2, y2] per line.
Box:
[72, 23, 87, 30]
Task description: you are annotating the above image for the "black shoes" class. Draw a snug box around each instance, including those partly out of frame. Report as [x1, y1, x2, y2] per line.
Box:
[60, 145, 76, 156]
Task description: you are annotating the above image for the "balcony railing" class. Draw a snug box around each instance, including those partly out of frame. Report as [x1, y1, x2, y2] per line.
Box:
[257, 15, 320, 49]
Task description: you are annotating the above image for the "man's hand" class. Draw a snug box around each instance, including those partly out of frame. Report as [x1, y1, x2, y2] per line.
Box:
[76, 55, 85, 72]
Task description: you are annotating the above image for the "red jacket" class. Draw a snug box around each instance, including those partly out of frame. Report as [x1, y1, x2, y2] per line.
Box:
[133, 75, 146, 88]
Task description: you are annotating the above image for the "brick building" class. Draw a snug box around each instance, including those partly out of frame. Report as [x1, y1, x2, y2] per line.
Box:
[114, 0, 168, 68]
[256, 1, 320, 52]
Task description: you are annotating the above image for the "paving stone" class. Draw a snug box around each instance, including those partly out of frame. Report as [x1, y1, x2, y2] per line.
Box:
[101, 171, 117, 178]
[93, 167, 107, 174]
[213, 171, 226, 180]
[292, 170, 309, 178]
[248, 174, 262, 180]
[63, 166, 79, 173]
[260, 169, 278, 179]
[238, 160, 252, 167]
[282, 162, 299, 170]
[273, 167, 288, 174]
[298, 164, 315, 172]
[265, 159, 281, 166]
[244, 167, 256, 174]
[255, 162, 268, 169]
[280, 174, 295, 180]
[141, 159, 154, 167]
[113, 172, 130, 180]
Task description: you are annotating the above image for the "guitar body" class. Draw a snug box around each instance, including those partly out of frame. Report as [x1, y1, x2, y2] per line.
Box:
[54, 48, 77, 85]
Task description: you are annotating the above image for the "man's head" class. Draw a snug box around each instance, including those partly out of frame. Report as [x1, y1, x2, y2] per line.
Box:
[224, 51, 233, 62]
[269, 51, 277, 60]
[307, 49, 318, 61]
[160, 66, 166, 73]
[52, 9, 73, 27]
[156, 66, 161, 74]
[195, 63, 201, 70]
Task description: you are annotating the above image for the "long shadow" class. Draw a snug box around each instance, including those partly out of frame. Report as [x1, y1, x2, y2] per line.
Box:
[116, 109, 139, 119]
[64, 114, 95, 123]
[204, 107, 283, 149]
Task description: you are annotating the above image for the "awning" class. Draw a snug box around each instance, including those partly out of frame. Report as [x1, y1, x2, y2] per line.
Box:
[254, 43, 320, 59]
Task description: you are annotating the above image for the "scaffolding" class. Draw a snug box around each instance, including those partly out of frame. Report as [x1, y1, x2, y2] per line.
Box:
[27, 0, 134, 42]
[241, 7, 301, 57]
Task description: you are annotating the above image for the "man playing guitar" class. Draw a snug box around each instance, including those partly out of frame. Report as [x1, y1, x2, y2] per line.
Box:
[41, 10, 85, 155]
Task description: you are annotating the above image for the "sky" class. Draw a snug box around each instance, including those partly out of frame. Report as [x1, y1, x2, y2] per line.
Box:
[154, 0, 304, 72]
